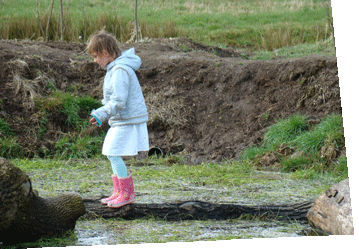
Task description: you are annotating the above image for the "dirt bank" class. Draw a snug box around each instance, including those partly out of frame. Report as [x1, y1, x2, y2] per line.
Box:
[0, 38, 341, 163]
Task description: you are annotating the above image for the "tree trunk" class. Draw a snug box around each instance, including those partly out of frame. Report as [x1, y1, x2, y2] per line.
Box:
[135, 0, 139, 42]
[45, 0, 55, 41]
[0, 158, 86, 246]
[83, 198, 313, 222]
[306, 178, 354, 235]
[59, 0, 64, 41]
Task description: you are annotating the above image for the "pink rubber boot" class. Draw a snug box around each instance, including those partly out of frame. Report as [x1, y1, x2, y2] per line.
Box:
[101, 175, 120, 204]
[107, 171, 136, 208]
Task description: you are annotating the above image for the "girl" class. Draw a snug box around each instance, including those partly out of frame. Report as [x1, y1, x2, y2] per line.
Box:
[86, 30, 149, 208]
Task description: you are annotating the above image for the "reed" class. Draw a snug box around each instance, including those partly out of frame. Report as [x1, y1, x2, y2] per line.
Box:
[0, 0, 334, 51]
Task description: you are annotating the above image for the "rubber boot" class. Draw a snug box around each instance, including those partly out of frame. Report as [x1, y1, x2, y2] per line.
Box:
[107, 171, 136, 208]
[101, 175, 120, 204]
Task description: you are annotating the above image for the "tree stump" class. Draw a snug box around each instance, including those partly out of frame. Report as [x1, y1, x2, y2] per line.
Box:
[306, 178, 354, 235]
[0, 158, 86, 246]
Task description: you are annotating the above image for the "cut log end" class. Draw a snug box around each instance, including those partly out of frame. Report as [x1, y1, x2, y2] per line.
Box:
[306, 178, 354, 235]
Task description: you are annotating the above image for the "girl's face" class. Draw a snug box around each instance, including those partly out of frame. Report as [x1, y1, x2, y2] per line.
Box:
[92, 51, 114, 69]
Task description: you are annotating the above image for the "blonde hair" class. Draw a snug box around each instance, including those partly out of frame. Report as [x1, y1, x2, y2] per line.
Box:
[86, 30, 121, 57]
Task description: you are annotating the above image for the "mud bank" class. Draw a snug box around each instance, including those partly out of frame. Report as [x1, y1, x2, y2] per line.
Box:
[0, 38, 341, 162]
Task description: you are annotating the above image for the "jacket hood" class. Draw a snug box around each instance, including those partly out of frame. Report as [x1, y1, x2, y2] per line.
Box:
[106, 48, 141, 71]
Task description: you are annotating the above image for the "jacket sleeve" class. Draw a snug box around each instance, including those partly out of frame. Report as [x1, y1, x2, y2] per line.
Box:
[91, 68, 130, 123]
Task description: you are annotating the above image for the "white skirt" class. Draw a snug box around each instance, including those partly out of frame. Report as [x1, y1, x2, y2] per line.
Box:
[102, 122, 149, 156]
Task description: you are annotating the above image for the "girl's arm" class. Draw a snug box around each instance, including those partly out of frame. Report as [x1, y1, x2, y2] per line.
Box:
[90, 68, 130, 124]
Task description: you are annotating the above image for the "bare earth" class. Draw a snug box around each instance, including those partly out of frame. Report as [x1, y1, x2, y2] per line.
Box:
[0, 38, 342, 164]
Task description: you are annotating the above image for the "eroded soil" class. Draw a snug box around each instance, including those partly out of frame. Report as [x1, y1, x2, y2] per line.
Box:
[0, 38, 342, 163]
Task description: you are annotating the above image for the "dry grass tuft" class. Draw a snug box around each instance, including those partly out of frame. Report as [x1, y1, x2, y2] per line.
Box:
[11, 74, 40, 108]
[6, 59, 54, 108]
[146, 88, 188, 129]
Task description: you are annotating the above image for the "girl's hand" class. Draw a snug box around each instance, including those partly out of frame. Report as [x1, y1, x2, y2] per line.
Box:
[90, 117, 101, 127]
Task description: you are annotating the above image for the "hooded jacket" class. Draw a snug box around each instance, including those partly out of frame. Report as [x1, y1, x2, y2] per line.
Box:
[91, 48, 148, 127]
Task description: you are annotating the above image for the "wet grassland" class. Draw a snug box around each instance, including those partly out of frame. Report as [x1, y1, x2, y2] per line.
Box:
[8, 114, 347, 246]
[2, 113, 348, 247]
[0, 0, 344, 246]
[1, 0, 335, 58]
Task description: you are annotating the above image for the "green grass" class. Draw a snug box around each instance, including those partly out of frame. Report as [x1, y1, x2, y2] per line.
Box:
[54, 134, 104, 159]
[35, 91, 102, 129]
[1, 91, 106, 159]
[240, 113, 347, 180]
[294, 114, 344, 152]
[0, 118, 13, 136]
[0, 0, 335, 56]
[3, 155, 334, 246]
[263, 114, 308, 148]
[0, 137, 24, 158]
[11, 155, 341, 204]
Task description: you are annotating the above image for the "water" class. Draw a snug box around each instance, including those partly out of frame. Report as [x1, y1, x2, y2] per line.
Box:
[73, 218, 313, 245]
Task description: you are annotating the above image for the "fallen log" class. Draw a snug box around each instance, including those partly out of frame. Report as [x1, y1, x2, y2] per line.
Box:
[0, 158, 86, 246]
[83, 197, 313, 222]
[306, 178, 354, 235]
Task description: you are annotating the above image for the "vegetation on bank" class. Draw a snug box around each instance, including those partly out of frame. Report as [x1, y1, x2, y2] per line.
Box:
[5, 143, 342, 246]
[240, 114, 346, 179]
[0, 90, 105, 159]
[0, 77, 347, 178]
[0, 1, 346, 247]
[2, 111, 347, 181]
[0, 0, 335, 57]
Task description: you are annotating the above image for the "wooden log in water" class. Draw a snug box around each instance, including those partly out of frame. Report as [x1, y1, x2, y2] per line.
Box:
[83, 198, 313, 221]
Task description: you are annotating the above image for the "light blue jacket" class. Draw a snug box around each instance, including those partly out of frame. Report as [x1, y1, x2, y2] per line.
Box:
[91, 48, 148, 127]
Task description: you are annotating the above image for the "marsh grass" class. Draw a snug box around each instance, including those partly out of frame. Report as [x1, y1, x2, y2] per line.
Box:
[12, 156, 338, 204]
[294, 114, 344, 153]
[0, 0, 335, 55]
[240, 113, 347, 179]
[0, 118, 13, 136]
[6, 156, 333, 246]
[32, 91, 105, 158]
[35, 91, 101, 128]
[0, 137, 24, 158]
[263, 114, 308, 148]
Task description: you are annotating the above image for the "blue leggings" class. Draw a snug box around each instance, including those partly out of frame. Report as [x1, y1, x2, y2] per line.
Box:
[107, 156, 128, 178]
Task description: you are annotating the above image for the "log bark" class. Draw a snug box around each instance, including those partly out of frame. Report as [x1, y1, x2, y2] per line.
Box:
[0, 158, 86, 246]
[83, 197, 313, 222]
[306, 178, 354, 235]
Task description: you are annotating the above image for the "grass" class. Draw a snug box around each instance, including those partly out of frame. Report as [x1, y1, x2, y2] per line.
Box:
[11, 155, 341, 204]
[0, 1, 344, 246]
[34, 91, 104, 158]
[35, 91, 102, 129]
[0, 90, 104, 159]
[0, 118, 13, 136]
[263, 114, 308, 148]
[240, 113, 347, 180]
[4, 112, 345, 245]
[3, 155, 334, 247]
[0, 0, 336, 57]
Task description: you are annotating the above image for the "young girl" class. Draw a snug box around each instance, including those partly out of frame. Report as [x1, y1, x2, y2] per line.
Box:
[86, 30, 149, 208]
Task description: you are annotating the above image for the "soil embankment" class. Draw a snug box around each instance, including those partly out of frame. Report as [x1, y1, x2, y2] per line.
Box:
[0, 38, 341, 163]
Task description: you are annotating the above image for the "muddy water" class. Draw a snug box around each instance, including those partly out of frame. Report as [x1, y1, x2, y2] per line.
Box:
[71, 169, 324, 246]
[74, 218, 313, 245]
[18, 159, 332, 246]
